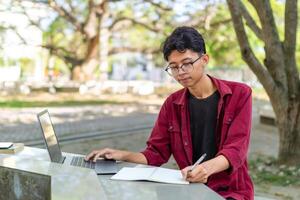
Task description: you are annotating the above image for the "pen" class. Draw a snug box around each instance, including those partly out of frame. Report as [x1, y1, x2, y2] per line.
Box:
[189, 153, 207, 172]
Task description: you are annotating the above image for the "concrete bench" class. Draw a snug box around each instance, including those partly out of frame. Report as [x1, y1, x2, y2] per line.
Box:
[259, 105, 276, 126]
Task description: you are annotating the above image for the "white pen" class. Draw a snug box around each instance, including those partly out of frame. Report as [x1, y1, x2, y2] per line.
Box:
[189, 153, 207, 172]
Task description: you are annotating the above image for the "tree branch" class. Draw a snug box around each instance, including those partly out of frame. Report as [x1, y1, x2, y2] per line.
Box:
[237, 1, 263, 40]
[143, 0, 172, 12]
[42, 44, 84, 67]
[184, 5, 216, 29]
[210, 19, 232, 28]
[226, 0, 281, 104]
[249, 0, 287, 90]
[194, 18, 232, 31]
[284, 0, 298, 54]
[108, 47, 160, 55]
[283, 0, 299, 99]
[82, 0, 108, 38]
[2, 25, 29, 45]
[83, 0, 99, 38]
[65, 0, 76, 14]
[184, 15, 206, 27]
[182, 5, 232, 31]
[109, 17, 160, 32]
[48, 0, 83, 33]
[11, 0, 46, 30]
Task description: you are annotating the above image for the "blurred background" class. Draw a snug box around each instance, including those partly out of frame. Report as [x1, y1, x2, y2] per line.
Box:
[0, 0, 264, 87]
[0, 0, 299, 199]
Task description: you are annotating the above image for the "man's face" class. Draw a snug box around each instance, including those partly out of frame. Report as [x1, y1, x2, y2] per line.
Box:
[167, 49, 208, 88]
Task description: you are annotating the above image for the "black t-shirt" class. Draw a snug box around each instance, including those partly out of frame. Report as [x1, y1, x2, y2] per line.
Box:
[188, 90, 220, 163]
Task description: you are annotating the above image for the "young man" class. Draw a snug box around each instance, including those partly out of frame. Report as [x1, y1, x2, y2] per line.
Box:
[85, 26, 254, 200]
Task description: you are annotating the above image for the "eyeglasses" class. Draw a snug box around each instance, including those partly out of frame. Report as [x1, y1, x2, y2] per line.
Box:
[164, 55, 203, 76]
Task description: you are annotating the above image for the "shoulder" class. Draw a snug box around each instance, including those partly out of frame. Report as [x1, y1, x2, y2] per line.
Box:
[157, 88, 185, 117]
[221, 80, 252, 112]
[220, 79, 252, 97]
[162, 88, 184, 103]
[167, 88, 185, 100]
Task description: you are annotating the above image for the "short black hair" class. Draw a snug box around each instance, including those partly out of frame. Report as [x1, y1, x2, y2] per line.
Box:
[162, 26, 206, 61]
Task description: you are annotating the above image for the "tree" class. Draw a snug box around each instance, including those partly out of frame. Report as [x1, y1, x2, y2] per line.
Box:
[226, 0, 299, 164]
[191, 3, 243, 68]
[9, 0, 238, 80]
[12, 0, 178, 81]
[41, 0, 109, 81]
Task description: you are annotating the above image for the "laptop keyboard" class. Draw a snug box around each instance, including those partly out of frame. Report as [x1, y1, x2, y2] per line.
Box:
[70, 156, 95, 169]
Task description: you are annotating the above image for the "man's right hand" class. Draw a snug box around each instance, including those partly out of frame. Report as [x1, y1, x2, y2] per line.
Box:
[84, 148, 129, 162]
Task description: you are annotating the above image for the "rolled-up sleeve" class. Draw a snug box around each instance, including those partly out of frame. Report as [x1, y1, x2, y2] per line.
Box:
[217, 87, 252, 174]
[141, 100, 171, 166]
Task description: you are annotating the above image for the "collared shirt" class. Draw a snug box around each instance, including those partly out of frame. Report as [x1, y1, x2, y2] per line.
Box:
[141, 75, 254, 200]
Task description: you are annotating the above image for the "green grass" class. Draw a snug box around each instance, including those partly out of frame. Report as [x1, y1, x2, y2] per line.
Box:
[0, 100, 125, 108]
[249, 156, 300, 187]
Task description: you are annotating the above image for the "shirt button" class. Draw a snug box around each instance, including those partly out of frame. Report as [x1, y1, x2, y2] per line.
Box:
[184, 141, 188, 146]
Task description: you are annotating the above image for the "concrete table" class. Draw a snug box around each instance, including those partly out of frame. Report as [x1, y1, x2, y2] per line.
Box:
[0, 147, 224, 200]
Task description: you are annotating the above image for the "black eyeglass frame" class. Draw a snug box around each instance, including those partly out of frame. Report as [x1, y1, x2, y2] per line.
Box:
[164, 54, 204, 76]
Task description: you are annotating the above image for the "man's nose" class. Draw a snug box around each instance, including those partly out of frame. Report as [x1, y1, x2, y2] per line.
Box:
[178, 67, 186, 75]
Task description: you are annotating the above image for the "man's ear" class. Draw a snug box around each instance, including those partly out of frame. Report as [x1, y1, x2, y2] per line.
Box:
[202, 54, 209, 65]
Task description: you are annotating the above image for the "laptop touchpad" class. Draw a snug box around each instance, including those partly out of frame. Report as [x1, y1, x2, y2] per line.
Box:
[95, 159, 119, 175]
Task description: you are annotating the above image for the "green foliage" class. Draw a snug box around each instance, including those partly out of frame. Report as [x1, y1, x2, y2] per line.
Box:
[204, 0, 298, 70]
[13, 0, 298, 76]
[250, 156, 300, 187]
[186, 3, 244, 68]
[53, 58, 69, 75]
[0, 58, 17, 66]
[0, 99, 124, 108]
[0, 57, 4, 67]
[43, 16, 86, 61]
[18, 57, 35, 77]
[269, 0, 285, 41]
[0, 25, 6, 50]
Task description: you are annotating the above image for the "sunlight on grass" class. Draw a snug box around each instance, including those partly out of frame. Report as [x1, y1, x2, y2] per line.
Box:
[0, 100, 124, 108]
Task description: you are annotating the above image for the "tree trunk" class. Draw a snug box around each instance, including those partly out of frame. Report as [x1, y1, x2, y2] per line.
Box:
[74, 0, 108, 81]
[99, 5, 110, 81]
[71, 65, 84, 81]
[69, 27, 100, 82]
[276, 99, 300, 165]
[80, 33, 100, 81]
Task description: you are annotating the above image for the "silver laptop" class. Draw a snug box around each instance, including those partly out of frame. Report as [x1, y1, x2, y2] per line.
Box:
[37, 109, 119, 174]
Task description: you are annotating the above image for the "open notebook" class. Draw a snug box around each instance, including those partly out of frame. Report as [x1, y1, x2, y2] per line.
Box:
[111, 166, 189, 185]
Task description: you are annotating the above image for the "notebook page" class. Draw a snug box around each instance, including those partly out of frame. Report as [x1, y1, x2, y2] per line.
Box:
[149, 167, 189, 184]
[111, 167, 155, 181]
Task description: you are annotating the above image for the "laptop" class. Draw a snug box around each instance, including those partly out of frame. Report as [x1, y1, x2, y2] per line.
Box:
[37, 109, 119, 175]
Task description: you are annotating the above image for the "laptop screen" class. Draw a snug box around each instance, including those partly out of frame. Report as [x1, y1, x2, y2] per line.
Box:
[37, 110, 64, 163]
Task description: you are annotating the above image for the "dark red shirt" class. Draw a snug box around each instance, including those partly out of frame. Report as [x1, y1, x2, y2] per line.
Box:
[141, 76, 254, 200]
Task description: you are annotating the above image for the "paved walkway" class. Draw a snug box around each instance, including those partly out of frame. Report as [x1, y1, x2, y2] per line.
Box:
[0, 100, 278, 157]
[0, 105, 158, 143]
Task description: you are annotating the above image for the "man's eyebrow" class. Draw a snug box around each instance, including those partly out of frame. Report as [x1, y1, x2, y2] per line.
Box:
[169, 57, 193, 65]
[181, 58, 193, 62]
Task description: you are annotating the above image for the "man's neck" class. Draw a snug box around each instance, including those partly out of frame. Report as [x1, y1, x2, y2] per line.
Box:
[188, 74, 216, 99]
